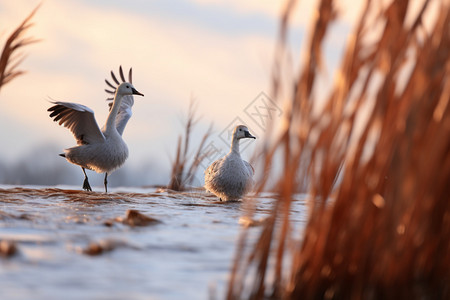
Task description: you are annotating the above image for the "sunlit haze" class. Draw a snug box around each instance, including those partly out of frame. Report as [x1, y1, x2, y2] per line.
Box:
[0, 0, 361, 187]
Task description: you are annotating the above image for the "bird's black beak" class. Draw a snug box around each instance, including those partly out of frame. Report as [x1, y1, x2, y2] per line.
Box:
[245, 131, 256, 139]
[132, 87, 144, 96]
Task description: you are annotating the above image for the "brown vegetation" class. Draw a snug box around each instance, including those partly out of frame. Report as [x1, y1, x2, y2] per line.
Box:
[168, 100, 214, 191]
[0, 240, 18, 257]
[0, 5, 39, 93]
[227, 0, 450, 299]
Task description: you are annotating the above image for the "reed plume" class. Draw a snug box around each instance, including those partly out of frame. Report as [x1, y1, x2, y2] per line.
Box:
[0, 5, 40, 93]
[227, 0, 450, 298]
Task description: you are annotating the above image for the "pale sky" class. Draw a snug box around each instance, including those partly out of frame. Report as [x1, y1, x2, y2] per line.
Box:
[0, 0, 363, 188]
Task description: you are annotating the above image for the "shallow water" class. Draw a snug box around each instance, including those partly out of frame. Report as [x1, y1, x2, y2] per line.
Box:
[0, 185, 307, 300]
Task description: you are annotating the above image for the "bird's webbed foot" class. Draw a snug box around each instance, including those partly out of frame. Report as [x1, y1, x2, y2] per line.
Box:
[83, 177, 92, 191]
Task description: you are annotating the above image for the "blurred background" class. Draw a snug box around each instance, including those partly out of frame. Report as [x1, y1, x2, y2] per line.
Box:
[0, 0, 362, 187]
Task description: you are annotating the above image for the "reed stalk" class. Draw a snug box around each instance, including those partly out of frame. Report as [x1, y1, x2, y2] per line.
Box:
[227, 0, 450, 298]
[168, 100, 213, 191]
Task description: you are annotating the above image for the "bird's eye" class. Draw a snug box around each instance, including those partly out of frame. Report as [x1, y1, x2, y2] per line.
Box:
[126, 85, 130, 88]
[239, 128, 242, 131]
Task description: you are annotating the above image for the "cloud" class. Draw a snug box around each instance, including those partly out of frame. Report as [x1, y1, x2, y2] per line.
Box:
[190, 0, 366, 28]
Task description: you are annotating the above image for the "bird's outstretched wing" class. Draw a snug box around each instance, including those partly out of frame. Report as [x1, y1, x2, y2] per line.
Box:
[48, 101, 105, 145]
[104, 65, 134, 136]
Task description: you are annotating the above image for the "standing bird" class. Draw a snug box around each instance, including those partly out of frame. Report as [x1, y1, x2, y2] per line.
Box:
[204, 125, 256, 201]
[48, 81, 144, 192]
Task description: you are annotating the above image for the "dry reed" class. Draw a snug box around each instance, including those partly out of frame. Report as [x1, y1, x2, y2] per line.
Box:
[0, 5, 39, 92]
[227, 0, 450, 299]
[168, 100, 213, 191]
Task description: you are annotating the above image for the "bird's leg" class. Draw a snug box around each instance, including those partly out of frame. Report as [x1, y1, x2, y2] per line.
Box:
[82, 168, 92, 191]
[104, 173, 108, 193]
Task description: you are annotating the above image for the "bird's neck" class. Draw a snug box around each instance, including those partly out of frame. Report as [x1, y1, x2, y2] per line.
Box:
[104, 92, 123, 134]
[230, 137, 241, 155]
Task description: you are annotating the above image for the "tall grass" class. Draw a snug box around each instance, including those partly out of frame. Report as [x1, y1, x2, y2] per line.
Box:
[227, 0, 450, 298]
[0, 5, 39, 92]
[168, 100, 213, 191]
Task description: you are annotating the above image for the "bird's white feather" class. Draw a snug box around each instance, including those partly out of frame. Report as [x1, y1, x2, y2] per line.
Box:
[204, 125, 255, 201]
